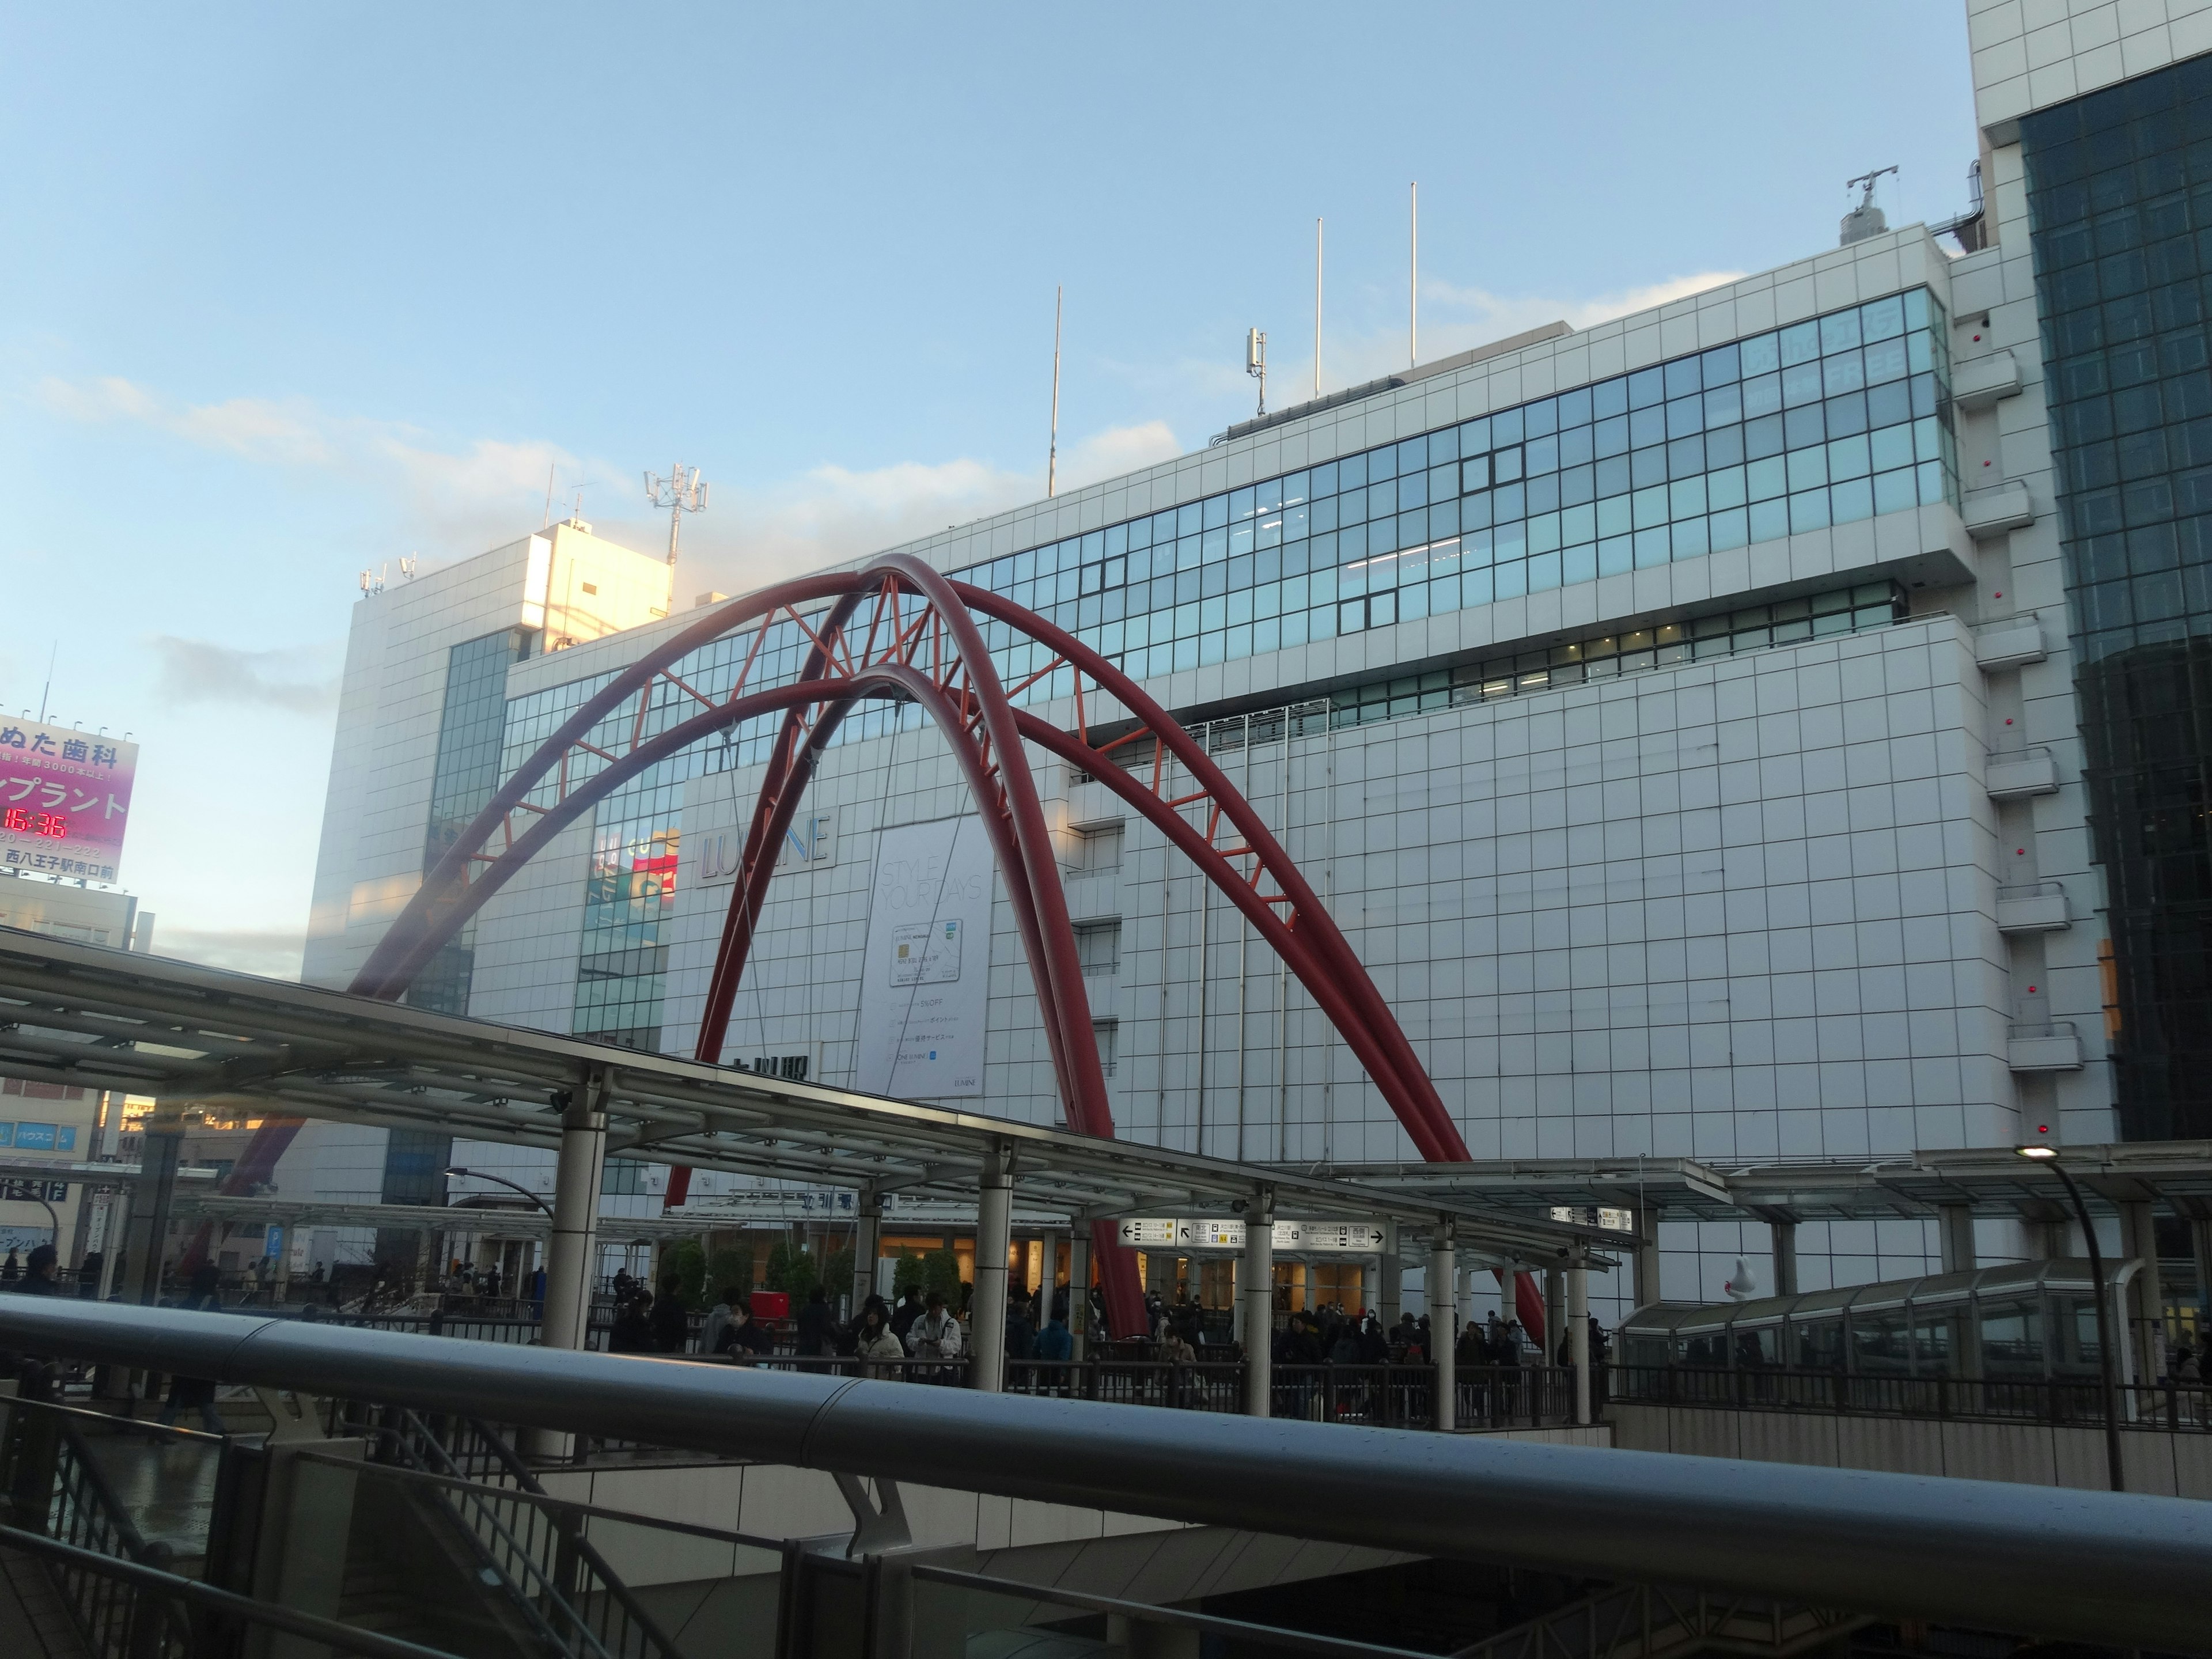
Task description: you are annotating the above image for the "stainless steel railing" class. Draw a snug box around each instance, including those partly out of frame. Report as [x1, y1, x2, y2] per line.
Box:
[1, 1297, 2208, 1655]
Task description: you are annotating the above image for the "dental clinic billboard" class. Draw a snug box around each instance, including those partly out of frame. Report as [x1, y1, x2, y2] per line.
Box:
[854, 817, 992, 1100]
[0, 719, 135, 884]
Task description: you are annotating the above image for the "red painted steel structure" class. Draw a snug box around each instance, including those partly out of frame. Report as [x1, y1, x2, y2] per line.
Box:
[219, 555, 1544, 1341]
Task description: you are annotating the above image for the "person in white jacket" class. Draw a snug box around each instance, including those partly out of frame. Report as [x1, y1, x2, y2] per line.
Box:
[906, 1290, 964, 1383]
[853, 1303, 907, 1379]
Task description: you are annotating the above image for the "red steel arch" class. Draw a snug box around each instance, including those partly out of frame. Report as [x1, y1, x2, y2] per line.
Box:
[222, 555, 1544, 1341]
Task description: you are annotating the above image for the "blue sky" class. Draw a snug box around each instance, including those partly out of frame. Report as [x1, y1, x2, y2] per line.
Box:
[0, 3, 1977, 974]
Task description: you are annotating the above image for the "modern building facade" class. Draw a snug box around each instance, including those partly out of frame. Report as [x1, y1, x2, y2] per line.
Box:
[0, 876, 151, 1260]
[293, 3, 2212, 1320]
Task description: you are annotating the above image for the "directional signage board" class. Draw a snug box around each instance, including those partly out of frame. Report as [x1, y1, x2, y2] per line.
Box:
[1118, 1218, 1389, 1253]
[1286, 1221, 1389, 1252]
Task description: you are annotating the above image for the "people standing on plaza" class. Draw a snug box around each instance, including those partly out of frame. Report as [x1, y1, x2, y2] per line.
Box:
[702, 1286, 737, 1356]
[651, 1278, 691, 1353]
[908, 1290, 963, 1381]
[158, 1264, 226, 1433]
[610, 1290, 654, 1353]
[1036, 1310, 1072, 1363]
[715, 1296, 772, 1360]
[15, 1244, 59, 1296]
[1, 1249, 18, 1282]
[889, 1285, 924, 1346]
[796, 1286, 836, 1357]
[854, 1301, 905, 1377]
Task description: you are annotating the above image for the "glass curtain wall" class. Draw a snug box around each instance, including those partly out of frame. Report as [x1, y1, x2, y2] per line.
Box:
[491, 290, 1954, 1060]
[2022, 56, 2212, 1138]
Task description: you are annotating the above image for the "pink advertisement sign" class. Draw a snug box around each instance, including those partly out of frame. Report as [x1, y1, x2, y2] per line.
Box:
[0, 719, 137, 885]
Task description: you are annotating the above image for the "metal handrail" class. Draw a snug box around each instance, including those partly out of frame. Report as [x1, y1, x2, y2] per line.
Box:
[911, 1562, 1440, 1659]
[364, 1407, 620, 1659]
[2, 1297, 2209, 1654]
[1606, 1363, 2211, 1429]
[450, 1411, 689, 1659]
[1, 1384, 200, 1659]
[0, 1521, 461, 1659]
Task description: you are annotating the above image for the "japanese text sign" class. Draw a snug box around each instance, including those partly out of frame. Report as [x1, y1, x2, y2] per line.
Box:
[0, 719, 134, 884]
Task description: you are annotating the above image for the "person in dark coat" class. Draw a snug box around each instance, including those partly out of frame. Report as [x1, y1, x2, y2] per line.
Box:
[17, 1244, 60, 1296]
[796, 1286, 836, 1357]
[650, 1278, 692, 1353]
[160, 1264, 226, 1432]
[611, 1291, 655, 1353]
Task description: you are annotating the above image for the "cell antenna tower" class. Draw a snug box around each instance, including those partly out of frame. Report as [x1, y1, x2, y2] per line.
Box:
[643, 464, 709, 568]
[1246, 328, 1267, 417]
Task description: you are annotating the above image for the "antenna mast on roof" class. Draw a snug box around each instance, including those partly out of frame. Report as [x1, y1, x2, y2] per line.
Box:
[643, 464, 709, 568]
[1048, 286, 1063, 498]
[1409, 181, 1419, 369]
[1315, 217, 1324, 398]
[1246, 328, 1268, 416]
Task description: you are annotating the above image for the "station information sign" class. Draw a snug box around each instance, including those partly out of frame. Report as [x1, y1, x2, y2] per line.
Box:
[1116, 1218, 1390, 1252]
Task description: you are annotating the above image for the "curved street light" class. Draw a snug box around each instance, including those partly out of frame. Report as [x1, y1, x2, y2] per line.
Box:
[444, 1166, 554, 1219]
[2017, 1145, 2124, 1491]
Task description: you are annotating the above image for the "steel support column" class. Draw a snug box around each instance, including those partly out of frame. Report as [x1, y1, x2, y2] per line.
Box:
[1543, 1267, 1566, 1366]
[1241, 1191, 1274, 1418]
[853, 1189, 881, 1318]
[1069, 1227, 1092, 1361]
[971, 1143, 1013, 1393]
[1771, 1220, 1800, 1296]
[127, 1122, 182, 1306]
[1429, 1225, 1456, 1432]
[2119, 1199, 2163, 1388]
[1378, 1220, 1402, 1330]
[1632, 1207, 1662, 1309]
[1938, 1205, 1976, 1275]
[1569, 1266, 1591, 1426]
[543, 1078, 608, 1354]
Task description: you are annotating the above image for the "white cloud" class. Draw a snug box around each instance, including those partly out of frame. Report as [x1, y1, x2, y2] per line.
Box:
[671, 420, 1183, 600]
[1107, 268, 1752, 429]
[34, 374, 584, 552]
[152, 926, 306, 980]
[35, 371, 1181, 599]
[1423, 268, 1748, 340]
[147, 636, 340, 715]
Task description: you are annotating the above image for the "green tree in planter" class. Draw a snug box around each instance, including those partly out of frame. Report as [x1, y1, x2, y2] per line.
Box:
[706, 1248, 753, 1297]
[892, 1251, 927, 1299]
[764, 1239, 820, 1298]
[923, 1248, 965, 1308]
[658, 1238, 707, 1309]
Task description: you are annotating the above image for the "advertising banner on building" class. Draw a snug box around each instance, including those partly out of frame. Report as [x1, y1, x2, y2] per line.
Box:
[854, 817, 993, 1100]
[0, 718, 136, 884]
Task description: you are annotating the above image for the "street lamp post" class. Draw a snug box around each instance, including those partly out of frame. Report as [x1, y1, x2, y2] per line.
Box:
[444, 1166, 554, 1218]
[2017, 1146, 2124, 1492]
[444, 1166, 555, 1309]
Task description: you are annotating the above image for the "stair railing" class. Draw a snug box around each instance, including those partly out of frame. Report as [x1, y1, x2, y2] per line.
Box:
[362, 1404, 684, 1659]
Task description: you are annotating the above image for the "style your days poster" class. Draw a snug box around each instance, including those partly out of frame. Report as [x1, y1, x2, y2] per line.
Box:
[853, 817, 993, 1099]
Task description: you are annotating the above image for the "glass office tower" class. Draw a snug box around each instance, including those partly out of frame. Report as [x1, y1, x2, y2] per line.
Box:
[2021, 54, 2212, 1138]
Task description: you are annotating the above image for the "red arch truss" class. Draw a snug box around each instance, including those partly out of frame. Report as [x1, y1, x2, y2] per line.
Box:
[275, 554, 1540, 1341]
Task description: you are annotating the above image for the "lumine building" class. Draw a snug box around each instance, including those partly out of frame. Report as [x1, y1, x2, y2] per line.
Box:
[296, 2, 2212, 1327]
